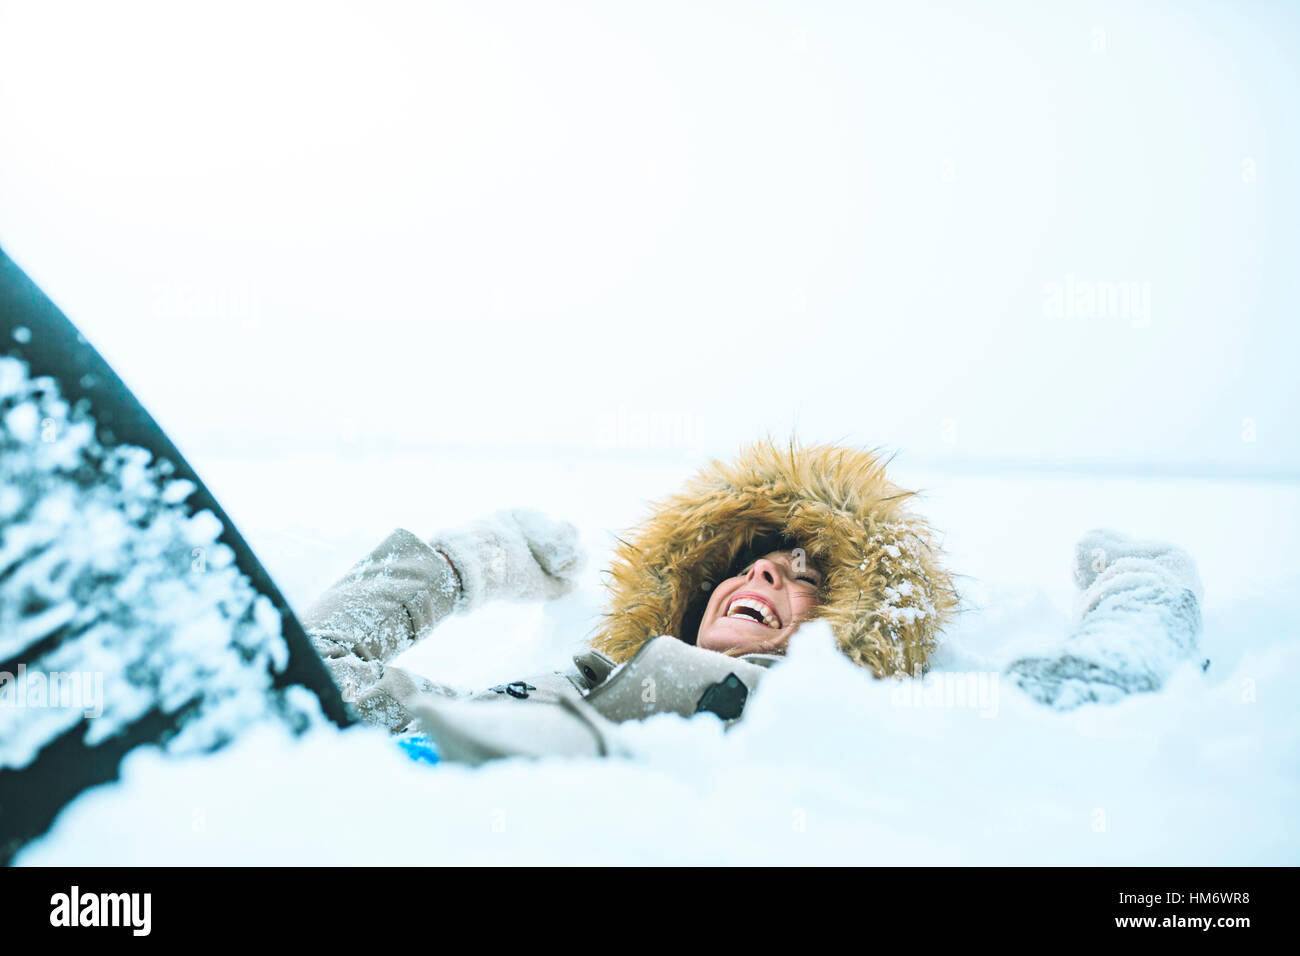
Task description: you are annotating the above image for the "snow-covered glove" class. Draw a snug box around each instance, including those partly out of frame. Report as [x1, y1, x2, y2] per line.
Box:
[427, 508, 586, 613]
[1005, 528, 1203, 710]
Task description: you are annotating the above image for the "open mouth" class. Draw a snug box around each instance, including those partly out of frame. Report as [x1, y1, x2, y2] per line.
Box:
[723, 593, 782, 629]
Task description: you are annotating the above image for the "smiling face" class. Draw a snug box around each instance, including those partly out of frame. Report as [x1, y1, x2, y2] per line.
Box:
[695, 549, 824, 656]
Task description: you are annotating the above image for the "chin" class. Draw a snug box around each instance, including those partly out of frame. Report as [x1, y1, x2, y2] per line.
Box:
[698, 622, 775, 655]
[696, 628, 734, 653]
[697, 633, 732, 653]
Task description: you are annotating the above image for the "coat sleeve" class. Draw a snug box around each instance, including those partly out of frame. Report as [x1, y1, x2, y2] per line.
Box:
[301, 527, 463, 664]
[299, 528, 466, 728]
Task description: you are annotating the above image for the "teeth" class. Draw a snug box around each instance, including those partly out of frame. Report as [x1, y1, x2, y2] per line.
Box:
[725, 597, 780, 628]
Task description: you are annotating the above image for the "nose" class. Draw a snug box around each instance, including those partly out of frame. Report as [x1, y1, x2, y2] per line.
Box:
[746, 558, 783, 588]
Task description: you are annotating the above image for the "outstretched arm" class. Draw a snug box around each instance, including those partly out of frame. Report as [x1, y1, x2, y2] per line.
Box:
[1005, 528, 1203, 710]
[300, 510, 587, 731]
[301, 527, 462, 672]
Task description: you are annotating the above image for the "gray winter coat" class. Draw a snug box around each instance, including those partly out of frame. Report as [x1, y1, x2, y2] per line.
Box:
[301, 528, 782, 763]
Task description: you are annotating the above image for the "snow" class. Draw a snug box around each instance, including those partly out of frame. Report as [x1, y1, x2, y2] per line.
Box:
[15, 614, 1299, 865]
[0, 356, 324, 770]
[13, 449, 1300, 864]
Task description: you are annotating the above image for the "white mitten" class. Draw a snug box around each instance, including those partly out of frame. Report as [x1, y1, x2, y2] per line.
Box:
[1006, 529, 1203, 710]
[427, 508, 586, 613]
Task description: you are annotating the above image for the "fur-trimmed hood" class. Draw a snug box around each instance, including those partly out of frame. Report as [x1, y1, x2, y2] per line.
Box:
[591, 439, 959, 677]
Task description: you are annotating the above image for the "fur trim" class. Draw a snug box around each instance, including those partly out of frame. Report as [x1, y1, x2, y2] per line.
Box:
[590, 438, 959, 677]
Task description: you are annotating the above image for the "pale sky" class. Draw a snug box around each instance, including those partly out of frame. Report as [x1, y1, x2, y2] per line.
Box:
[2, 0, 1296, 476]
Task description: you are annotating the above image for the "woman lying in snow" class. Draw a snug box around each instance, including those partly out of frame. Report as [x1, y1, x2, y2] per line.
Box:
[301, 439, 1204, 765]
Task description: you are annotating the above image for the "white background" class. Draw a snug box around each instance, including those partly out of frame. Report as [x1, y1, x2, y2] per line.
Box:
[2, 0, 1296, 478]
